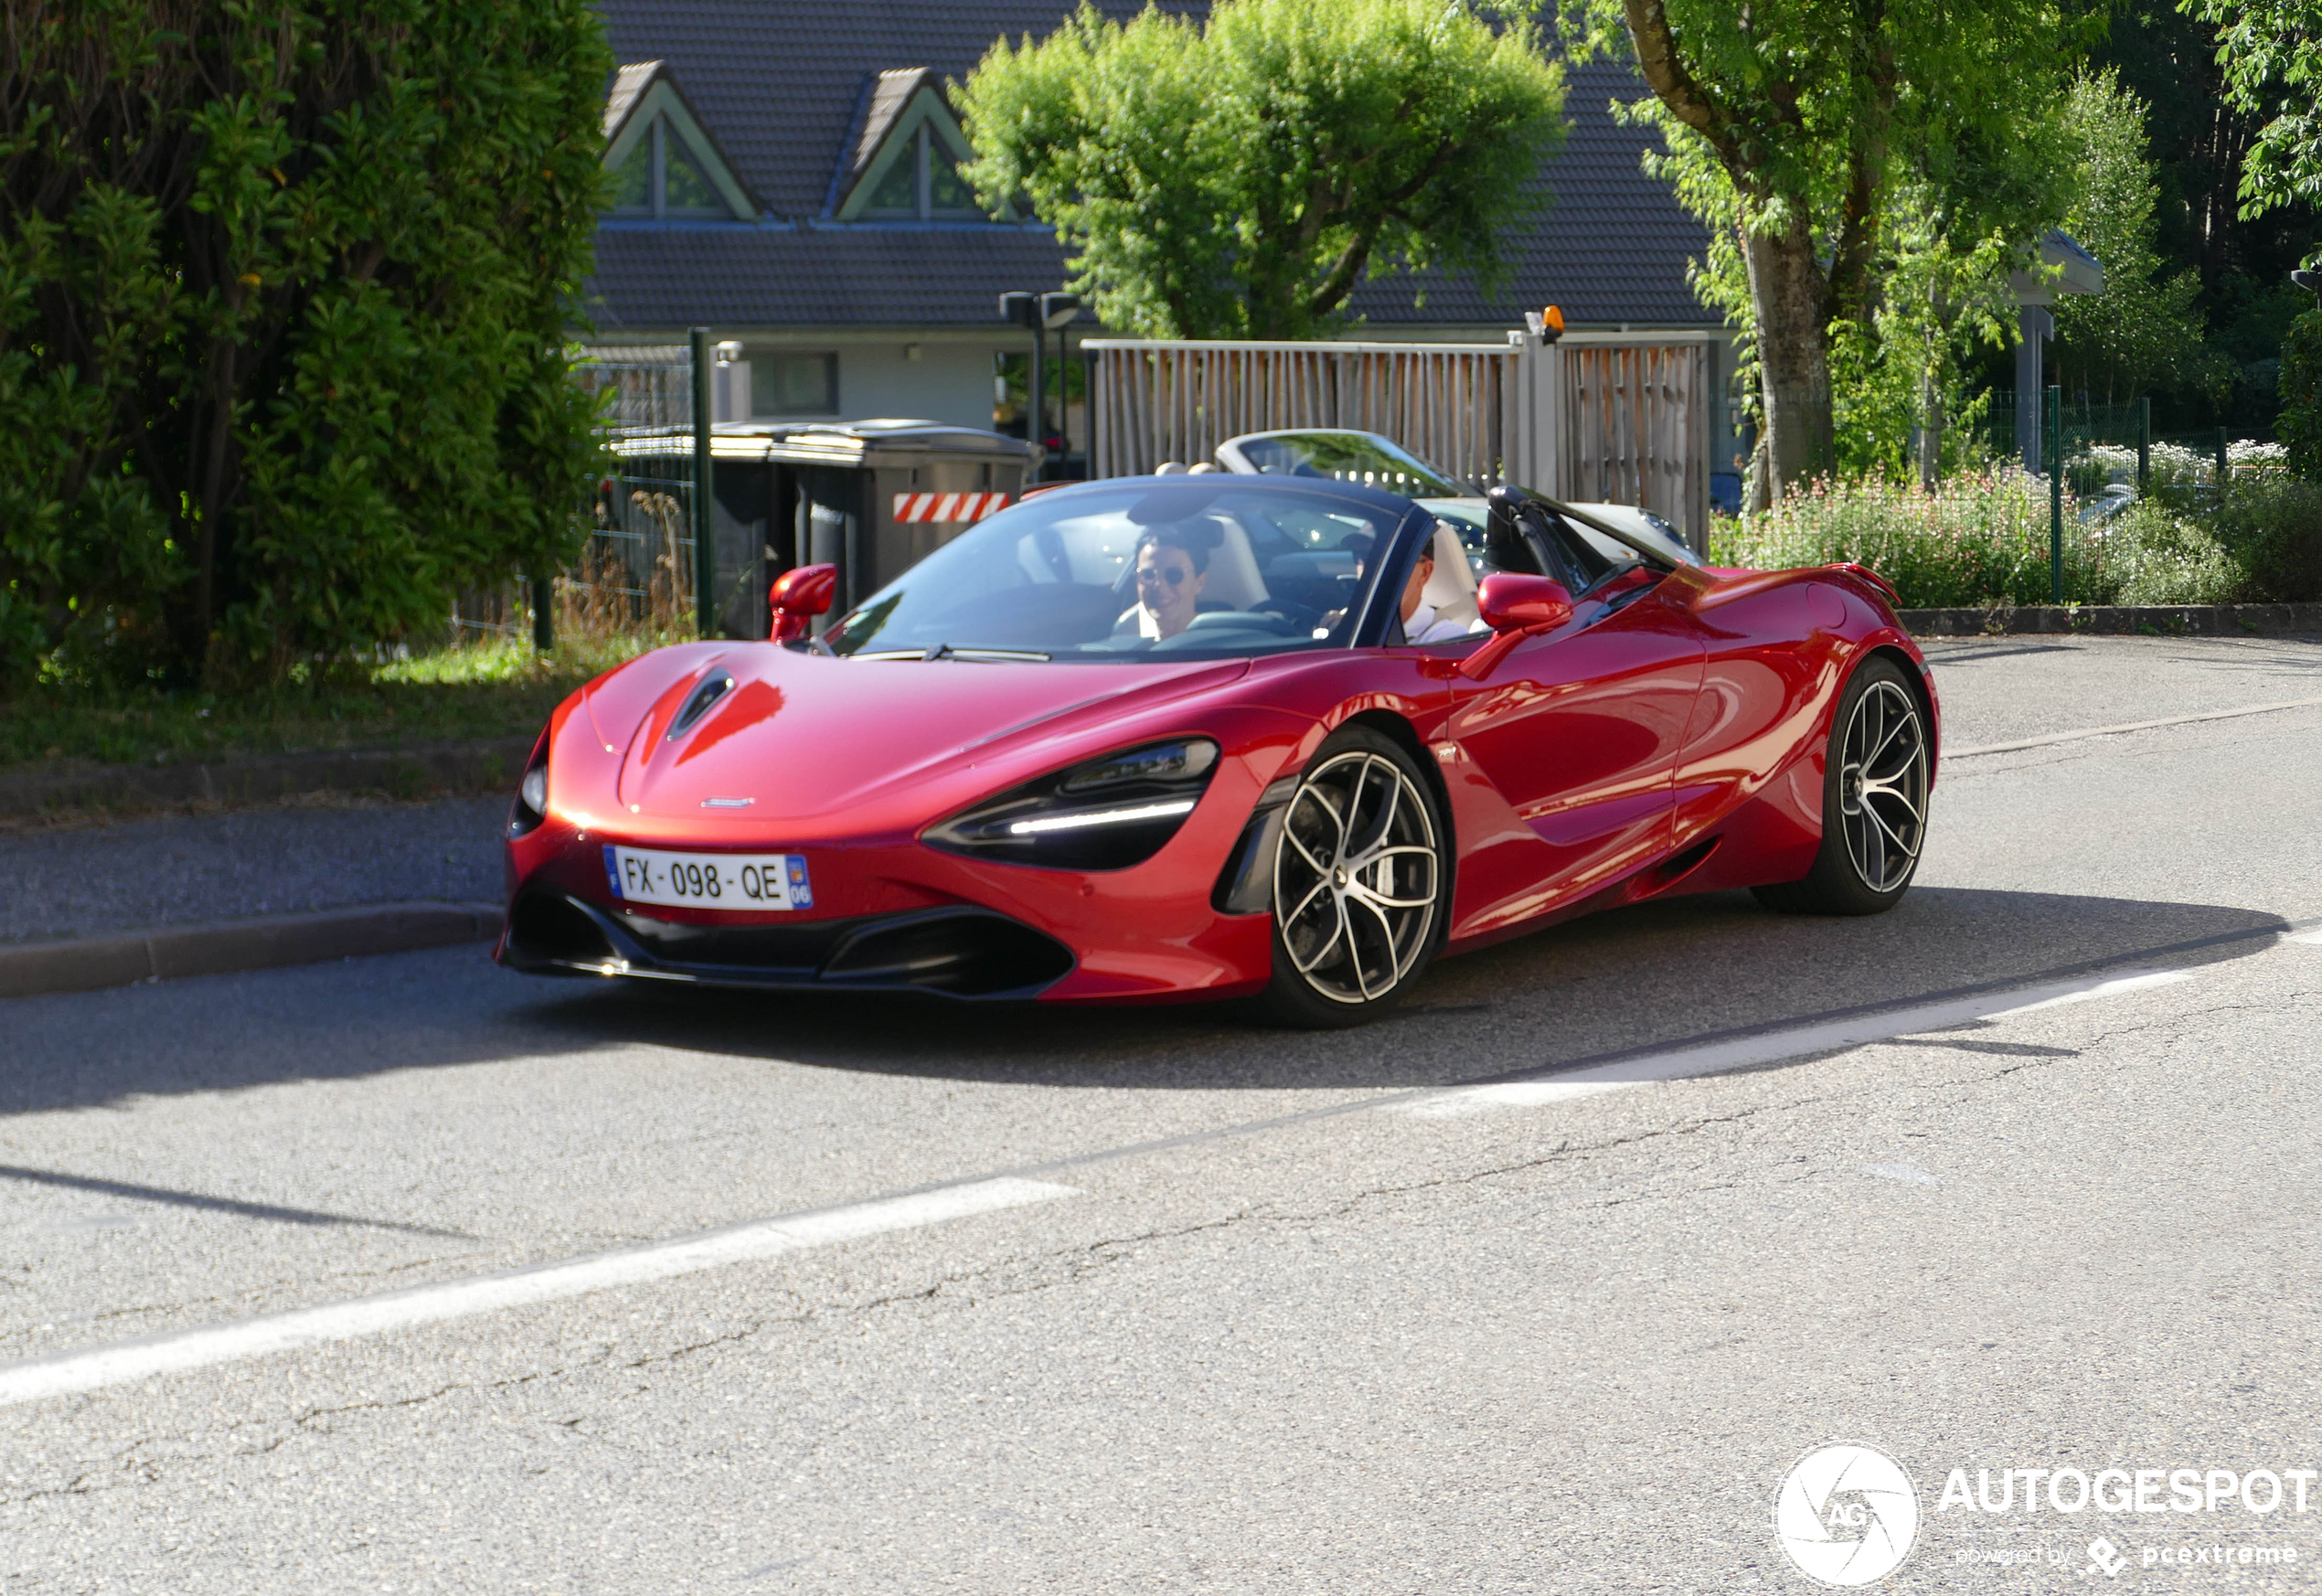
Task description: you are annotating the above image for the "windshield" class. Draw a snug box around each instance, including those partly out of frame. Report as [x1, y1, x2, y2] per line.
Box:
[1226, 431, 1464, 497]
[826, 480, 1410, 661]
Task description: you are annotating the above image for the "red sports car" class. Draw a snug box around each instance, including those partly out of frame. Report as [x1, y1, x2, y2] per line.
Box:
[498, 476, 1935, 1026]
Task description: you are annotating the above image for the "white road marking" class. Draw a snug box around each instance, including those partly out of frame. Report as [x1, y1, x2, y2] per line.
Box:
[1946, 697, 2322, 759]
[1864, 1163, 1943, 1186]
[0, 1176, 1076, 1408]
[1394, 963, 2200, 1119]
[1985, 969, 2192, 1015]
[1400, 1080, 1625, 1118]
[2286, 929, 2322, 946]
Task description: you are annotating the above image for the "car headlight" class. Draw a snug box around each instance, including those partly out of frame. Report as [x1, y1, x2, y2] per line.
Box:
[925, 738, 1220, 870]
[508, 739, 550, 837]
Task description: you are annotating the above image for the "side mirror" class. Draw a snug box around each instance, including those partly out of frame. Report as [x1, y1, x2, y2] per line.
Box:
[769, 563, 837, 643]
[1476, 572, 1574, 633]
[1459, 573, 1573, 681]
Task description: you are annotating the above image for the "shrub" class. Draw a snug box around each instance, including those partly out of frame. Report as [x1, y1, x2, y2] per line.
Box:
[2280, 311, 2322, 477]
[2097, 501, 2242, 604]
[2205, 474, 2322, 601]
[1708, 471, 2107, 608]
[0, 0, 612, 690]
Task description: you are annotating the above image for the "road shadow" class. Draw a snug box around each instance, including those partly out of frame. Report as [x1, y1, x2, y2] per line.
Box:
[0, 886, 2292, 1113]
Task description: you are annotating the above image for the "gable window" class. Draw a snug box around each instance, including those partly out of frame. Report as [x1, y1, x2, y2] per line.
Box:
[611, 117, 731, 218]
[858, 125, 986, 222]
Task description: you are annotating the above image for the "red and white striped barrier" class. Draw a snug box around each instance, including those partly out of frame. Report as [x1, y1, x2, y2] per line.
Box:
[891, 492, 1011, 525]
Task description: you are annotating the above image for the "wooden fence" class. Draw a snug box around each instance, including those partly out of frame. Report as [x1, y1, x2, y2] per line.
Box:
[1087, 331, 1716, 545]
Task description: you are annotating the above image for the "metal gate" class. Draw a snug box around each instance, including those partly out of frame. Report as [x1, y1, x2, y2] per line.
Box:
[571, 344, 703, 637]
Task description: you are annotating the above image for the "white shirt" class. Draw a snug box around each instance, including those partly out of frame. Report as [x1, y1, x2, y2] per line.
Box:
[1401, 601, 1475, 644]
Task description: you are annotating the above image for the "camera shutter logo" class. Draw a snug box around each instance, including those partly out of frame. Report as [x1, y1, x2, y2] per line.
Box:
[1773, 1442, 1922, 1586]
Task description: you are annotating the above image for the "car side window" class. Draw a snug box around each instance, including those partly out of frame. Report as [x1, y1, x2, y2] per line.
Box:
[1521, 505, 1617, 595]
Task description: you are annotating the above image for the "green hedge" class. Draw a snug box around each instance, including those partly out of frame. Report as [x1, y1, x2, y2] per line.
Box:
[0, 0, 612, 690]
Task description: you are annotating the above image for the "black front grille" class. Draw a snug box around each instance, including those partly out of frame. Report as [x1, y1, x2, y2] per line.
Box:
[506, 889, 619, 966]
[823, 912, 1075, 995]
[500, 892, 1073, 999]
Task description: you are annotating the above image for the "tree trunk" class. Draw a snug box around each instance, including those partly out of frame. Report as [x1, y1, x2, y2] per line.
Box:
[1743, 216, 1834, 507]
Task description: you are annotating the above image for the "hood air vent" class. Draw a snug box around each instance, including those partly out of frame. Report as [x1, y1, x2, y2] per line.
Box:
[667, 672, 734, 740]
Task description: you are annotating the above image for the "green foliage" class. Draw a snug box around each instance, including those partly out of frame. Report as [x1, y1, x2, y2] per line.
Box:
[1707, 464, 2322, 607]
[0, 0, 612, 692]
[1707, 473, 2107, 608]
[2051, 71, 2216, 404]
[2202, 473, 2322, 600]
[1569, 0, 2083, 501]
[2099, 501, 2242, 603]
[2190, 0, 2322, 224]
[2279, 312, 2322, 474]
[0, 632, 654, 772]
[957, 0, 1566, 338]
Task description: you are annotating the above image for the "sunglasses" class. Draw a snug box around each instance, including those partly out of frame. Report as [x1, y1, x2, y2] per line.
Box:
[1136, 566, 1194, 587]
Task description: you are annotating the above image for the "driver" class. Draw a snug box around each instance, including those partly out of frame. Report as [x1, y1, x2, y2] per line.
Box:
[1123, 524, 1216, 640]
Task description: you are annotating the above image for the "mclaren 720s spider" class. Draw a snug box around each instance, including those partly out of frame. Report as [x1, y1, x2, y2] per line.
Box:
[497, 475, 1936, 1026]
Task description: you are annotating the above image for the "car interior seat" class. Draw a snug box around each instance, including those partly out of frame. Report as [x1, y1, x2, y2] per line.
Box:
[1196, 514, 1271, 611]
[1420, 520, 1480, 629]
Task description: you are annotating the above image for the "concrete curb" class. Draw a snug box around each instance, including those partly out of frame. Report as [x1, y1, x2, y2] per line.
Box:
[0, 901, 506, 1002]
[1901, 602, 2322, 637]
[0, 736, 537, 823]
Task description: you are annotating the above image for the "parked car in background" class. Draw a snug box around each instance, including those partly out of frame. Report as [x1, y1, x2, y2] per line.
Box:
[1210, 428, 1701, 570]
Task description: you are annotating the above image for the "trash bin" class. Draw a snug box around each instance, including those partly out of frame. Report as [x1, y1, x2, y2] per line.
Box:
[763, 420, 1033, 615]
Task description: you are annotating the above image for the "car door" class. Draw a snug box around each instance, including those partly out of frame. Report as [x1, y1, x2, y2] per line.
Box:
[1445, 503, 1706, 917]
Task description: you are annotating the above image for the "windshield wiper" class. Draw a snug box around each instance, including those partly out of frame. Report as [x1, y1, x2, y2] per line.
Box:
[926, 644, 1051, 662]
[844, 644, 1053, 662]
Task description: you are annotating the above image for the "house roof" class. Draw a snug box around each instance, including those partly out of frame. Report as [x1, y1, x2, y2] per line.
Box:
[603, 59, 660, 143]
[585, 2, 1717, 332]
[839, 68, 937, 200]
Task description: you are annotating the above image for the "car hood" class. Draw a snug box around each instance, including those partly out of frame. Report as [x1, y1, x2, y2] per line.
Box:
[602, 647, 1252, 822]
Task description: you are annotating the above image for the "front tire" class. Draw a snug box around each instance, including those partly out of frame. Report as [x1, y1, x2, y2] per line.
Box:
[1752, 654, 1932, 916]
[1260, 726, 1450, 1027]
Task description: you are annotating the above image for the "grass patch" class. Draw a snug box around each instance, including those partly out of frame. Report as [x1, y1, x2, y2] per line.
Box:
[0, 632, 673, 772]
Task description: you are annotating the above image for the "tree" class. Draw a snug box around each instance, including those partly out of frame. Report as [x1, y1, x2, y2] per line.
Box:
[1568, 0, 2087, 505]
[0, 0, 611, 688]
[2192, 0, 2322, 224]
[956, 0, 1567, 340]
[2050, 71, 2213, 406]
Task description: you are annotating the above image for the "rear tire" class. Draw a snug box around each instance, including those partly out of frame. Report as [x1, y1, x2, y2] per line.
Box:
[1752, 654, 1931, 916]
[1259, 726, 1450, 1027]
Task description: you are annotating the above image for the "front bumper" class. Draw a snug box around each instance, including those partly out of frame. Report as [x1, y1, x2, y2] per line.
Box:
[496, 797, 1281, 1004]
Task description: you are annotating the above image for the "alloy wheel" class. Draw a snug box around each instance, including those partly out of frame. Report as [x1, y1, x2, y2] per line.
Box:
[1837, 679, 1929, 894]
[1273, 750, 1441, 1005]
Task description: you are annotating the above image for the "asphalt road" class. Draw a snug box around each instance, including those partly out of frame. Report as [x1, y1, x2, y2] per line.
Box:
[2, 635, 2319, 1594]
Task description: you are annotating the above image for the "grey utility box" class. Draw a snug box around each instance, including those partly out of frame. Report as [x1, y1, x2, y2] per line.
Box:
[762, 420, 1033, 615]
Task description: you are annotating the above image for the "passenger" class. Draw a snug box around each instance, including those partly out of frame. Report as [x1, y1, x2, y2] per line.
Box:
[1123, 524, 1216, 640]
[1399, 543, 1472, 644]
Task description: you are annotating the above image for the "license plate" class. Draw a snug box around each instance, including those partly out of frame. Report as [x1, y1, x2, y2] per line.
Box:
[602, 846, 813, 910]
